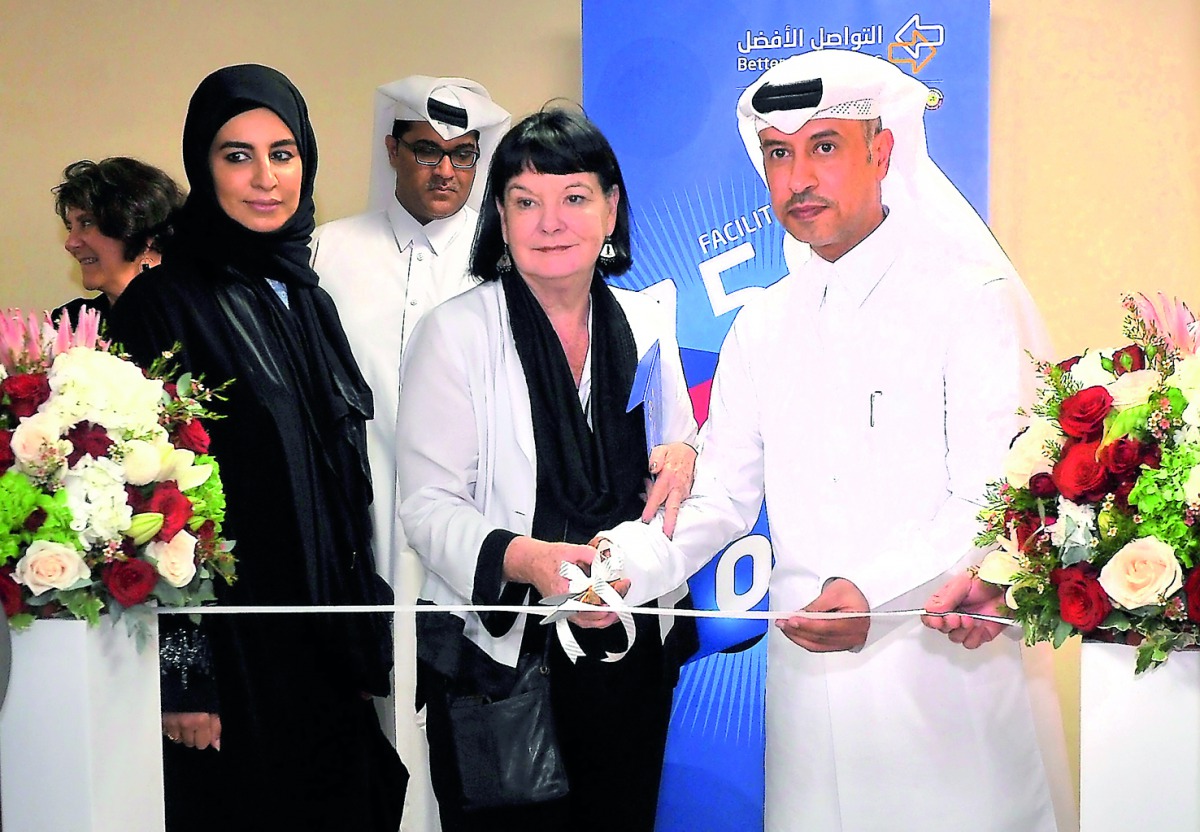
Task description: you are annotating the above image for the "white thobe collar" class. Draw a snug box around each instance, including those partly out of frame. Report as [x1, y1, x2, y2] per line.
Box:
[808, 205, 905, 312]
[385, 195, 470, 257]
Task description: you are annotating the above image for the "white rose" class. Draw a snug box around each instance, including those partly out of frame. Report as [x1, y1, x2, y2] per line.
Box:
[11, 412, 67, 472]
[146, 530, 198, 588]
[1003, 417, 1061, 489]
[14, 540, 91, 596]
[1099, 537, 1183, 609]
[1069, 350, 1114, 389]
[1108, 369, 1162, 409]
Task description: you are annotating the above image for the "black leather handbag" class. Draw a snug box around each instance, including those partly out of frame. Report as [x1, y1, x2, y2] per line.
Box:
[447, 641, 570, 810]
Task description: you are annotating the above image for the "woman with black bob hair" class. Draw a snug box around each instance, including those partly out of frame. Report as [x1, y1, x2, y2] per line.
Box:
[53, 157, 184, 323]
[470, 108, 634, 278]
[108, 64, 405, 831]
[397, 107, 699, 831]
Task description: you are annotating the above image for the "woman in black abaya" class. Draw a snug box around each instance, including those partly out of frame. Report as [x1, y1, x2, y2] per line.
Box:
[108, 64, 406, 831]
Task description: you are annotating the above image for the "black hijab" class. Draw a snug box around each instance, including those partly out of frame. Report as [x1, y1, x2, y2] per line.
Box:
[169, 63, 319, 287]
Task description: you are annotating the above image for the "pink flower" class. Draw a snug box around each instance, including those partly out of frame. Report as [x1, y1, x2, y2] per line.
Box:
[1126, 292, 1197, 356]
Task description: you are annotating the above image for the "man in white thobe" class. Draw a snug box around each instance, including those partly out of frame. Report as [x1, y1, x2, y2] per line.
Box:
[310, 76, 509, 831]
[601, 51, 1066, 831]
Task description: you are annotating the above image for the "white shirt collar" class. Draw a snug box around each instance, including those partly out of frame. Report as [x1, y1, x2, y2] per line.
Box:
[385, 195, 470, 256]
[809, 205, 905, 311]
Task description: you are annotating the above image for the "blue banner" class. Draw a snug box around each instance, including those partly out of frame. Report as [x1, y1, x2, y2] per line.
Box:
[583, 2, 991, 829]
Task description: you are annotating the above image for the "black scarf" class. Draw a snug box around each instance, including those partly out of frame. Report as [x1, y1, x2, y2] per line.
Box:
[500, 269, 648, 547]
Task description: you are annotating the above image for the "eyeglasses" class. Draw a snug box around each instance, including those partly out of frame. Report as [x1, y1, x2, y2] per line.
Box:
[396, 138, 481, 170]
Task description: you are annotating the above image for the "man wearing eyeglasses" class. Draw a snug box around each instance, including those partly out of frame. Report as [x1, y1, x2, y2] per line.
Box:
[311, 75, 510, 831]
[314, 76, 510, 353]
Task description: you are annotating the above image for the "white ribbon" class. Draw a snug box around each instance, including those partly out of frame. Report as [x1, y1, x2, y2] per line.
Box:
[156, 604, 1014, 626]
[551, 548, 638, 663]
[152, 600, 1012, 624]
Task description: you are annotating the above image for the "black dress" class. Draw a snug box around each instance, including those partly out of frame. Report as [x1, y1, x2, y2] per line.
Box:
[108, 64, 405, 832]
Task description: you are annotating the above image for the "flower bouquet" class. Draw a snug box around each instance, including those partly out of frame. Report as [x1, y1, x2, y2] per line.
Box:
[0, 309, 235, 645]
[976, 293, 1200, 673]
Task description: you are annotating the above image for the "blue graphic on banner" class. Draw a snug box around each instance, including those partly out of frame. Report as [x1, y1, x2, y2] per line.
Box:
[583, 3, 990, 829]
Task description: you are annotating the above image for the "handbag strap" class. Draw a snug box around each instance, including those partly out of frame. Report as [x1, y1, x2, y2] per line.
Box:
[538, 628, 553, 674]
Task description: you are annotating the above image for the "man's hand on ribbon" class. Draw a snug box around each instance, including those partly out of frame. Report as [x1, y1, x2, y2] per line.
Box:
[641, 441, 697, 538]
[922, 572, 1008, 649]
[504, 537, 626, 629]
[776, 577, 871, 652]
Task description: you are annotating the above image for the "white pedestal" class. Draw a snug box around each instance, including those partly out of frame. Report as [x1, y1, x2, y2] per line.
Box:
[1079, 642, 1200, 831]
[0, 618, 164, 832]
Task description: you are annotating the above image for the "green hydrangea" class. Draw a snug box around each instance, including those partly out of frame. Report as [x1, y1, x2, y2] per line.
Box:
[1128, 443, 1200, 569]
[0, 470, 42, 564]
[185, 455, 226, 531]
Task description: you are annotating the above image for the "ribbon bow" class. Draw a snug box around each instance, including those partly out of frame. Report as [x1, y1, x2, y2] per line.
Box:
[540, 544, 636, 663]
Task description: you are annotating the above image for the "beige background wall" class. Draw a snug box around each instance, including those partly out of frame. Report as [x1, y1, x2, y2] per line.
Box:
[2, 0, 1196, 329]
[2, 0, 1198, 811]
[0, 0, 583, 308]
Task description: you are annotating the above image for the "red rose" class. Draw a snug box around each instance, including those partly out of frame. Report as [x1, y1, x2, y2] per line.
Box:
[1099, 438, 1144, 478]
[1051, 564, 1112, 632]
[1028, 472, 1058, 499]
[146, 481, 193, 541]
[1185, 568, 1200, 625]
[1111, 344, 1146, 377]
[172, 419, 211, 454]
[65, 421, 114, 466]
[164, 383, 178, 399]
[1058, 386, 1113, 440]
[0, 429, 13, 474]
[0, 568, 26, 618]
[1, 373, 51, 419]
[1057, 356, 1081, 373]
[102, 559, 159, 607]
[1052, 440, 1111, 502]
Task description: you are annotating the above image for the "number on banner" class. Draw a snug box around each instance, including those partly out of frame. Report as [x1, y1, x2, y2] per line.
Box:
[714, 534, 771, 611]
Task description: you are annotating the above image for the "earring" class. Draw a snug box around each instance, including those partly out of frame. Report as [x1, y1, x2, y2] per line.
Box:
[140, 260, 153, 273]
[598, 237, 617, 266]
[496, 246, 513, 274]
